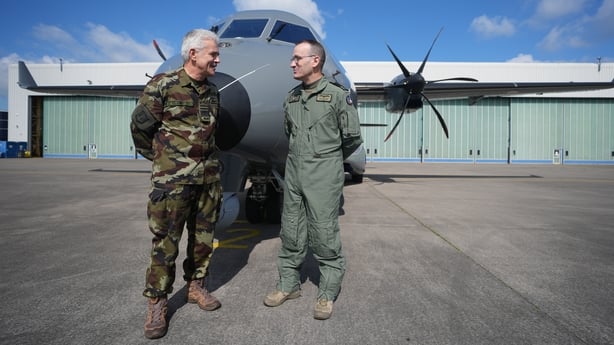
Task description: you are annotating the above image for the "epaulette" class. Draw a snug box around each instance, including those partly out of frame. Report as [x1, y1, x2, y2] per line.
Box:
[288, 84, 302, 95]
[326, 78, 348, 91]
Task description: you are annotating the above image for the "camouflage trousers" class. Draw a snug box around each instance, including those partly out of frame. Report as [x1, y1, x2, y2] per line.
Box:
[143, 182, 222, 298]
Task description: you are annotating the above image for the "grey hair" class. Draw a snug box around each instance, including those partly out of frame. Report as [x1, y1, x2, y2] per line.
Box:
[181, 29, 219, 62]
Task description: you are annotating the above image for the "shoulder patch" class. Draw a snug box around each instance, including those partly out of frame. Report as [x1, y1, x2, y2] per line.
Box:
[288, 94, 300, 103]
[316, 94, 332, 102]
[346, 94, 353, 105]
[287, 86, 301, 103]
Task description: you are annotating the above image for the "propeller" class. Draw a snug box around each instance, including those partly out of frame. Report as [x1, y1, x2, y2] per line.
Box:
[153, 40, 167, 61]
[383, 28, 477, 141]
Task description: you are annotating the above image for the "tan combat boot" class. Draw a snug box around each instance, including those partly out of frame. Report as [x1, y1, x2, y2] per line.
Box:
[313, 299, 333, 320]
[263, 290, 301, 307]
[144, 296, 168, 339]
[187, 278, 221, 311]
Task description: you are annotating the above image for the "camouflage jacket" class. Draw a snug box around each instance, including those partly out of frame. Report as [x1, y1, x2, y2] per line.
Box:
[131, 67, 220, 185]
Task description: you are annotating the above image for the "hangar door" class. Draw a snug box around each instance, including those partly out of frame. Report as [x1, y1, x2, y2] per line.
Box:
[418, 98, 510, 163]
[42, 96, 137, 159]
[511, 98, 614, 164]
[358, 98, 510, 162]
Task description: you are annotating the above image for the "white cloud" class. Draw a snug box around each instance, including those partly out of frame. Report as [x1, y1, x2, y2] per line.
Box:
[534, 0, 587, 20]
[507, 53, 536, 62]
[29, 23, 168, 63]
[538, 25, 589, 51]
[85, 23, 160, 62]
[0, 22, 173, 109]
[32, 24, 77, 47]
[470, 15, 516, 38]
[593, 0, 614, 36]
[232, 0, 326, 39]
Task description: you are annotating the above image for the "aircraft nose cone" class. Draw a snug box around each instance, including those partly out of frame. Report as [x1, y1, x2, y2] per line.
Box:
[210, 73, 251, 150]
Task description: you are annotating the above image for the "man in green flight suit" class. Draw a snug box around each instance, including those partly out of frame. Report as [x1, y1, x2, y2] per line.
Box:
[264, 39, 363, 320]
[130, 29, 223, 339]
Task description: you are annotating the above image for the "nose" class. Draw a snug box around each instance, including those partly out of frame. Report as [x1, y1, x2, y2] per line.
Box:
[209, 72, 251, 151]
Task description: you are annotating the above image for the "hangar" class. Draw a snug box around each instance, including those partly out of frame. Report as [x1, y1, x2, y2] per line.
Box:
[6, 60, 614, 164]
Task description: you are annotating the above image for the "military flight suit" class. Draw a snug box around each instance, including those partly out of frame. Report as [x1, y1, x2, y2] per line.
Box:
[278, 77, 363, 301]
[130, 67, 222, 298]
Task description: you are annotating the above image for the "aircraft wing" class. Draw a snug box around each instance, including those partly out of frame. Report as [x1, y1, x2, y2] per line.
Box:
[355, 80, 614, 102]
[18, 61, 144, 98]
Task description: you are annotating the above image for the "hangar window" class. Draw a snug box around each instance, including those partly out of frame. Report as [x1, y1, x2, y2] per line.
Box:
[268, 21, 316, 44]
[220, 19, 268, 38]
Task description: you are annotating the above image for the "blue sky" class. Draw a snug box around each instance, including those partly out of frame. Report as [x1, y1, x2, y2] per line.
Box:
[2, 0, 613, 111]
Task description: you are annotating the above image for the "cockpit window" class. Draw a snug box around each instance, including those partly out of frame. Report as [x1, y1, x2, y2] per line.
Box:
[210, 22, 224, 34]
[268, 21, 316, 43]
[220, 19, 268, 38]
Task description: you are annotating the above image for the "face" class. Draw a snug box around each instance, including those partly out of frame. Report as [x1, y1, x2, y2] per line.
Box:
[189, 38, 220, 79]
[290, 42, 319, 82]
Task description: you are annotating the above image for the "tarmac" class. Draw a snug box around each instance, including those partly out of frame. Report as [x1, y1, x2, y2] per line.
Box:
[0, 158, 613, 345]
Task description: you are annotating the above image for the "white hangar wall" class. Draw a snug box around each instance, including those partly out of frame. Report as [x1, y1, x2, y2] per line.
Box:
[342, 61, 614, 98]
[343, 61, 614, 164]
[6, 61, 614, 163]
[7, 62, 159, 143]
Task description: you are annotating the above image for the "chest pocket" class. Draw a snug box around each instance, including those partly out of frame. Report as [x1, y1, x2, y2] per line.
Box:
[163, 99, 194, 120]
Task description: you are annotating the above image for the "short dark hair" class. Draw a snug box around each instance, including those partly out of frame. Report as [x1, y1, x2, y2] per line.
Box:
[297, 39, 326, 69]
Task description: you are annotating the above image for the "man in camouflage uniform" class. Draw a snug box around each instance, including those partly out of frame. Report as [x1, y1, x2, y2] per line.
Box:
[263, 40, 363, 320]
[130, 29, 222, 339]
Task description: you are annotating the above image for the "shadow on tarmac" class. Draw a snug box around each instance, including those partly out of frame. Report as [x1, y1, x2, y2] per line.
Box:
[366, 173, 542, 183]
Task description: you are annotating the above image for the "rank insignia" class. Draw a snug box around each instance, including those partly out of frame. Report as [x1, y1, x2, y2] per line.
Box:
[316, 94, 332, 102]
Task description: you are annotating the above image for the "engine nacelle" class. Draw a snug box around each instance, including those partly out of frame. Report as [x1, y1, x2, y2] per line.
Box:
[385, 87, 424, 113]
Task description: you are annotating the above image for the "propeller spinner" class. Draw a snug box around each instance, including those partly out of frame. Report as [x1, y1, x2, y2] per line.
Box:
[384, 28, 477, 141]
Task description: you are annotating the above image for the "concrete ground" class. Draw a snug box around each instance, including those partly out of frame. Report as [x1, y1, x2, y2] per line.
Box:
[0, 158, 613, 345]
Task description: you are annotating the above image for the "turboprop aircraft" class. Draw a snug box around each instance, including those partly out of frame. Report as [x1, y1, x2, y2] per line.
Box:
[18, 9, 614, 230]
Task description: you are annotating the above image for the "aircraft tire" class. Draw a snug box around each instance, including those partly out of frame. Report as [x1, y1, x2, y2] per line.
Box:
[245, 187, 265, 224]
[351, 173, 364, 183]
[264, 187, 282, 224]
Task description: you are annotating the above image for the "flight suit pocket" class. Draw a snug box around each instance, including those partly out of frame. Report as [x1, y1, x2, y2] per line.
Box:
[310, 111, 341, 155]
[280, 212, 300, 250]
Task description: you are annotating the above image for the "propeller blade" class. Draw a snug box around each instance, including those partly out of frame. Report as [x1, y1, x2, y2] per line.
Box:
[153, 40, 167, 61]
[386, 44, 411, 78]
[428, 77, 478, 83]
[421, 92, 449, 138]
[384, 112, 404, 142]
[417, 27, 443, 74]
[384, 95, 412, 142]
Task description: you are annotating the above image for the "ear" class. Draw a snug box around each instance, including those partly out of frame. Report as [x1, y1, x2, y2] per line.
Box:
[189, 48, 198, 60]
[311, 55, 320, 68]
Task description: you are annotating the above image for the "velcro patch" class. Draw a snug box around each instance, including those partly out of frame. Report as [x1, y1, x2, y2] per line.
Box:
[316, 94, 332, 102]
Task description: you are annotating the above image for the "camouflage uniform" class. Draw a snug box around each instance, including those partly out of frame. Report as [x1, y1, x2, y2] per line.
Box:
[277, 77, 363, 301]
[130, 67, 222, 298]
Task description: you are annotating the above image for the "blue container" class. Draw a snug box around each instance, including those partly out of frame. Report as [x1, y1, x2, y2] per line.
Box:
[7, 141, 27, 158]
[0, 141, 6, 158]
